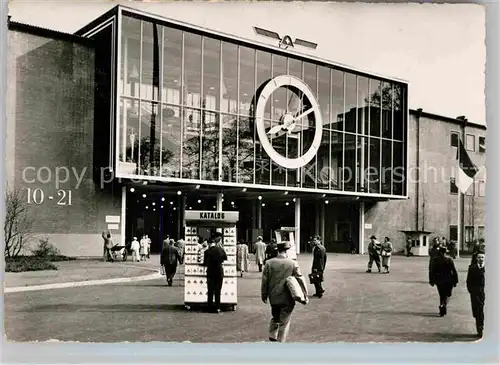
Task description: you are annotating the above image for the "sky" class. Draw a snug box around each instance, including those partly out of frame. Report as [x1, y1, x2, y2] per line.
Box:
[8, 0, 486, 125]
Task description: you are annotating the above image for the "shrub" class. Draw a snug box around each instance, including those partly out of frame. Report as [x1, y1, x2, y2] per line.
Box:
[32, 238, 60, 258]
[5, 256, 57, 272]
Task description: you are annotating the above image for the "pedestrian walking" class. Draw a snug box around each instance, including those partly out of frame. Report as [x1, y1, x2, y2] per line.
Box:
[405, 238, 413, 257]
[380, 237, 393, 273]
[236, 239, 250, 277]
[102, 230, 113, 262]
[429, 245, 459, 317]
[146, 235, 151, 259]
[348, 236, 356, 254]
[160, 238, 182, 286]
[310, 236, 327, 298]
[175, 238, 186, 262]
[466, 249, 485, 338]
[131, 236, 140, 262]
[265, 239, 278, 263]
[203, 233, 228, 313]
[139, 235, 147, 261]
[261, 241, 303, 343]
[254, 236, 266, 272]
[366, 236, 381, 273]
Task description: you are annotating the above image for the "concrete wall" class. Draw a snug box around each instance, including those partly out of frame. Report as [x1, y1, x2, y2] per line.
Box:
[6, 29, 122, 257]
[364, 112, 486, 253]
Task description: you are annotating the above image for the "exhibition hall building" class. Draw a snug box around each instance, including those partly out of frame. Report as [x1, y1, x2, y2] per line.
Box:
[6, 6, 486, 256]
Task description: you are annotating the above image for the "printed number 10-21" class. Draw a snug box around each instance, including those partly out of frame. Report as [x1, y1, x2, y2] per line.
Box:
[26, 188, 72, 206]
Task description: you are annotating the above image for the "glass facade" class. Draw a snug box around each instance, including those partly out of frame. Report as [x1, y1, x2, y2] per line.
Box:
[117, 12, 408, 196]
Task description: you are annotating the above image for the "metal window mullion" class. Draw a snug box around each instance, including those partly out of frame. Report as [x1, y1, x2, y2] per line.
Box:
[199, 36, 204, 180]
[269, 55, 274, 186]
[341, 72, 345, 191]
[218, 41, 223, 181]
[391, 84, 394, 195]
[253, 50, 257, 185]
[315, 66, 319, 190]
[285, 57, 289, 187]
[355, 76, 359, 192]
[158, 26, 164, 178]
[137, 21, 143, 173]
[179, 31, 185, 178]
[300, 61, 304, 188]
[379, 82, 383, 194]
[328, 69, 332, 191]
[236, 46, 240, 182]
[122, 33, 128, 163]
[367, 79, 371, 193]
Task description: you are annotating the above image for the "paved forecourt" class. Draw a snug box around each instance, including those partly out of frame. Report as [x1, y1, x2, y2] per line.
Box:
[4, 253, 479, 343]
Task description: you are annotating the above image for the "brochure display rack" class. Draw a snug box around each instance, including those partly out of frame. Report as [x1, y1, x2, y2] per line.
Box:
[183, 211, 239, 311]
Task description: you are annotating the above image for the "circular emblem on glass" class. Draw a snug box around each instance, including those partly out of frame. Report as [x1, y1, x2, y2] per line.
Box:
[255, 75, 323, 169]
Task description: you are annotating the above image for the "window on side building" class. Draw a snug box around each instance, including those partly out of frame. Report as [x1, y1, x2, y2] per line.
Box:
[478, 226, 485, 240]
[450, 132, 459, 147]
[449, 225, 458, 241]
[478, 180, 485, 197]
[466, 134, 475, 151]
[450, 177, 458, 194]
[479, 136, 485, 153]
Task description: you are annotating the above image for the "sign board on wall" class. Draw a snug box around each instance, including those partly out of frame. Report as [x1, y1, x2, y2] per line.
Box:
[364, 223, 373, 229]
[106, 215, 120, 224]
[107, 224, 119, 230]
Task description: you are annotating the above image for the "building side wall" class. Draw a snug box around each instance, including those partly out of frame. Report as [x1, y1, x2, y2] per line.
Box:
[364, 113, 486, 253]
[6, 30, 122, 257]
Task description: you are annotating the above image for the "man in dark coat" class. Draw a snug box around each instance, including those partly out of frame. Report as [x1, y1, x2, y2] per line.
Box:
[471, 239, 485, 265]
[160, 238, 182, 286]
[429, 246, 459, 316]
[366, 236, 381, 273]
[203, 232, 228, 313]
[265, 239, 279, 263]
[311, 236, 327, 298]
[467, 249, 485, 338]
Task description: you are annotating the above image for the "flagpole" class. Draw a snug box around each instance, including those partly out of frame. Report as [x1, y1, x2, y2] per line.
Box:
[456, 144, 461, 259]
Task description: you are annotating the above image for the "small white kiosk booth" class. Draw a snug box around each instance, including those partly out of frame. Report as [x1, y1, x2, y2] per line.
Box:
[183, 211, 239, 311]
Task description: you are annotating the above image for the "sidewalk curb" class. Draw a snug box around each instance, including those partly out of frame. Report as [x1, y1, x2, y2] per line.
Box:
[5, 269, 162, 294]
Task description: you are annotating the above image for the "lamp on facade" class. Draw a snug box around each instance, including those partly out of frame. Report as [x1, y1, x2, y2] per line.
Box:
[293, 198, 296, 202]
[284, 191, 288, 195]
[195, 185, 200, 189]
[325, 200, 329, 204]
[258, 195, 262, 200]
[242, 188, 247, 192]
[285, 202, 289, 206]
[152, 202, 155, 206]
[177, 190, 182, 195]
[197, 199, 201, 203]
[170, 201, 173, 205]
[130, 188, 135, 193]
[145, 206, 149, 209]
[262, 203, 266, 207]
[161, 197, 165, 201]
[142, 194, 147, 198]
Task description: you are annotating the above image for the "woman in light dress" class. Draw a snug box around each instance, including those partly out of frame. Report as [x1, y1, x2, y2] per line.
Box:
[380, 237, 393, 273]
[236, 239, 250, 277]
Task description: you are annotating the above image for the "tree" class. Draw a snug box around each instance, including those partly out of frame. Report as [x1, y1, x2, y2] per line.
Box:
[366, 83, 402, 110]
[4, 187, 35, 258]
[125, 136, 174, 175]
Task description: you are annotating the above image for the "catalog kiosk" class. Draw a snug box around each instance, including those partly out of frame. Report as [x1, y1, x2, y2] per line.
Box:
[183, 211, 239, 311]
[274, 227, 297, 260]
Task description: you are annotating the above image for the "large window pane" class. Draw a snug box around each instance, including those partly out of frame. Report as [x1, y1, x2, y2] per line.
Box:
[221, 42, 238, 114]
[357, 135, 368, 192]
[120, 98, 140, 168]
[393, 84, 404, 141]
[160, 104, 181, 178]
[138, 101, 159, 175]
[343, 133, 356, 191]
[358, 76, 369, 135]
[239, 46, 254, 117]
[393, 141, 404, 195]
[270, 54, 287, 187]
[203, 37, 220, 111]
[200, 110, 219, 181]
[289, 58, 302, 78]
[318, 66, 330, 127]
[183, 33, 202, 108]
[381, 82, 393, 139]
[344, 73, 357, 133]
[317, 129, 330, 189]
[368, 137, 381, 193]
[221, 114, 237, 182]
[121, 16, 141, 97]
[141, 22, 161, 102]
[331, 131, 344, 190]
[301, 62, 317, 189]
[255, 50, 272, 185]
[182, 108, 200, 179]
[331, 70, 344, 131]
[237, 116, 254, 183]
[162, 27, 182, 104]
[381, 139, 392, 194]
[369, 79, 382, 137]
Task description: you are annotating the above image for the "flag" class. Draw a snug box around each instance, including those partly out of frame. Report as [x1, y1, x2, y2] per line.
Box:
[456, 138, 478, 194]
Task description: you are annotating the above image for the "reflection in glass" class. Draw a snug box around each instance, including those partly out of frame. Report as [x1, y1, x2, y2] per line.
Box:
[255, 50, 272, 185]
[330, 70, 344, 131]
[344, 73, 357, 133]
[221, 42, 238, 114]
[368, 138, 381, 193]
[121, 16, 141, 97]
[317, 129, 330, 189]
[221, 114, 237, 182]
[237, 116, 254, 183]
[201, 110, 219, 181]
[239, 46, 255, 117]
[343, 133, 356, 191]
[120, 98, 140, 168]
[141, 22, 161, 102]
[162, 27, 182, 104]
[318, 66, 330, 126]
[160, 104, 181, 177]
[182, 108, 200, 179]
[357, 76, 369, 135]
[138, 101, 159, 175]
[184, 33, 202, 108]
[393, 141, 404, 195]
[356, 135, 368, 192]
[369, 79, 382, 137]
[271, 54, 287, 187]
[203, 37, 220, 111]
[393, 84, 404, 141]
[331, 131, 344, 190]
[381, 139, 392, 194]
